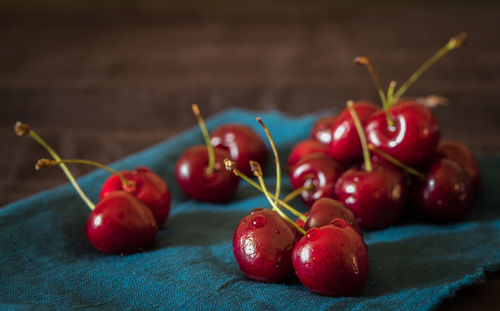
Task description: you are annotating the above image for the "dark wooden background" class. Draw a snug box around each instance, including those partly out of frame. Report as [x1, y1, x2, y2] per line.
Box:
[1, 1, 499, 309]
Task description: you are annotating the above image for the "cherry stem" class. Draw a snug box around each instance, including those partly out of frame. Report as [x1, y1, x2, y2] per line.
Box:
[368, 143, 426, 181]
[191, 104, 215, 174]
[354, 56, 394, 127]
[282, 183, 314, 204]
[250, 161, 306, 235]
[256, 117, 281, 209]
[224, 158, 307, 222]
[36, 158, 136, 192]
[392, 32, 468, 103]
[14, 122, 95, 210]
[387, 80, 397, 106]
[347, 101, 372, 172]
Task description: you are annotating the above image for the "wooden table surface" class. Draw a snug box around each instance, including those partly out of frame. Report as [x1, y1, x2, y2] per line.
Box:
[1, 1, 499, 309]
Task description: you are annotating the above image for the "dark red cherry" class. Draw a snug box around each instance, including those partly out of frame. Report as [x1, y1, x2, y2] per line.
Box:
[211, 124, 267, 176]
[328, 101, 378, 166]
[335, 168, 406, 230]
[311, 115, 337, 144]
[175, 145, 240, 203]
[100, 167, 171, 227]
[233, 208, 298, 282]
[85, 191, 158, 254]
[292, 219, 369, 297]
[415, 158, 472, 222]
[305, 198, 362, 235]
[287, 139, 329, 168]
[437, 140, 481, 196]
[365, 100, 440, 165]
[290, 153, 344, 207]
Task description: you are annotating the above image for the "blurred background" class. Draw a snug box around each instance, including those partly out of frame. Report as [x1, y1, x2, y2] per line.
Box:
[1, 1, 500, 309]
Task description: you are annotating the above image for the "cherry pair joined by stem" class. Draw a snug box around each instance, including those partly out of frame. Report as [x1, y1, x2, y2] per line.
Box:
[16, 122, 163, 254]
[356, 33, 467, 166]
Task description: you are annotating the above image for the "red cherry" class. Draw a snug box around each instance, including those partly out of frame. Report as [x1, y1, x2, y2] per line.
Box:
[415, 158, 472, 222]
[292, 219, 369, 296]
[85, 191, 158, 254]
[233, 208, 298, 282]
[335, 168, 406, 230]
[365, 100, 440, 165]
[437, 140, 481, 196]
[311, 115, 337, 144]
[100, 167, 171, 227]
[328, 101, 378, 166]
[289, 153, 344, 207]
[305, 198, 362, 235]
[287, 139, 329, 168]
[211, 124, 267, 176]
[175, 145, 239, 203]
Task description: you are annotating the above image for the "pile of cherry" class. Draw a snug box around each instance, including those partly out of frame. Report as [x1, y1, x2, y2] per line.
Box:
[14, 32, 481, 298]
[227, 32, 481, 297]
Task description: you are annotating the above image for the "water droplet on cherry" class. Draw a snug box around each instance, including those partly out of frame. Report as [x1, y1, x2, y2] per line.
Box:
[306, 228, 322, 241]
[251, 215, 267, 228]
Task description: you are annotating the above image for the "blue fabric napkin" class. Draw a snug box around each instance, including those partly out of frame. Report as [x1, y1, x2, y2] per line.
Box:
[1, 109, 499, 311]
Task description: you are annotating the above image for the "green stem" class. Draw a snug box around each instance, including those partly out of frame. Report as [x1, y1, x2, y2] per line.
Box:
[282, 183, 313, 204]
[354, 56, 394, 127]
[224, 159, 306, 222]
[192, 104, 215, 174]
[26, 128, 95, 210]
[368, 144, 426, 181]
[347, 101, 372, 172]
[392, 33, 468, 103]
[257, 117, 281, 209]
[387, 80, 397, 107]
[43, 159, 134, 191]
[252, 162, 306, 235]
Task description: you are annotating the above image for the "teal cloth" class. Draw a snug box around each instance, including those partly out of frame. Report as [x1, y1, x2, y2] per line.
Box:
[1, 109, 499, 310]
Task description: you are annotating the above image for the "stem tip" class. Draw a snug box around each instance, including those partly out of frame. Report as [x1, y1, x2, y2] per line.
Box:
[448, 32, 468, 49]
[35, 158, 56, 170]
[15, 122, 31, 136]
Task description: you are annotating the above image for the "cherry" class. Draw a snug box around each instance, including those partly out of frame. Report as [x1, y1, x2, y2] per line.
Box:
[16, 122, 158, 254]
[311, 115, 337, 144]
[232, 117, 307, 282]
[175, 145, 239, 202]
[335, 168, 406, 230]
[175, 105, 240, 203]
[289, 153, 344, 207]
[100, 166, 171, 226]
[211, 124, 267, 176]
[292, 219, 369, 297]
[415, 158, 472, 222]
[365, 100, 440, 165]
[437, 140, 481, 196]
[233, 208, 299, 282]
[356, 34, 467, 165]
[328, 101, 378, 166]
[36, 158, 171, 227]
[334, 102, 406, 230]
[86, 191, 158, 254]
[287, 139, 329, 168]
[305, 198, 362, 235]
